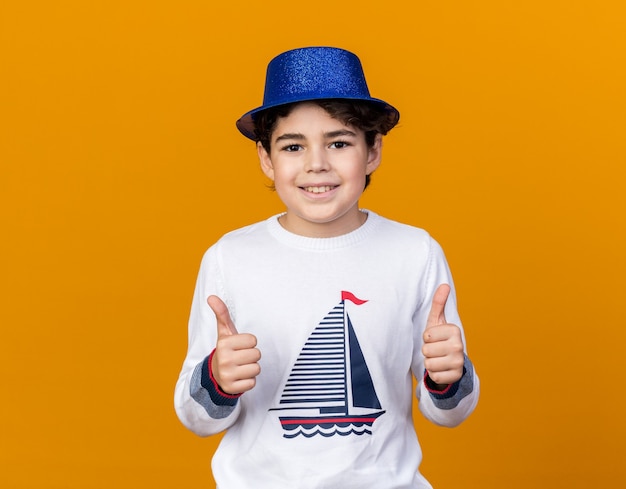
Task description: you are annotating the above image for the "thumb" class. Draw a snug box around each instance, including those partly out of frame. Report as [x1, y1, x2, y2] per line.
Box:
[426, 284, 450, 328]
[208, 295, 239, 337]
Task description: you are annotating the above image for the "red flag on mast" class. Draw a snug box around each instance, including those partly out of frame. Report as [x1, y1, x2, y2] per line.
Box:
[341, 291, 368, 305]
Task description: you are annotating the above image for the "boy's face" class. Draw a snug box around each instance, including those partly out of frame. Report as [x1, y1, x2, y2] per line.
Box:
[257, 102, 382, 238]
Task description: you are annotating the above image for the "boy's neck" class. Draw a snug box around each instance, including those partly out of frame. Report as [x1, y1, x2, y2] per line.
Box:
[277, 209, 368, 238]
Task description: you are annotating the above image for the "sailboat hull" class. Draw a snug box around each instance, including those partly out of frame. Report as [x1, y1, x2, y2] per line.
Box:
[279, 410, 385, 431]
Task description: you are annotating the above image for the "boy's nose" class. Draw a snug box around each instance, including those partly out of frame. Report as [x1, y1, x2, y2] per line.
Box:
[305, 148, 330, 172]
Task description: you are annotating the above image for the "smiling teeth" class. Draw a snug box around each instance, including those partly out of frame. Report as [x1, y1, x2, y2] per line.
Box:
[304, 186, 335, 193]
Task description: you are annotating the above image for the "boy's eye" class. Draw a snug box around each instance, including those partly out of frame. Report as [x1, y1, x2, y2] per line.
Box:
[283, 144, 302, 152]
[330, 141, 350, 149]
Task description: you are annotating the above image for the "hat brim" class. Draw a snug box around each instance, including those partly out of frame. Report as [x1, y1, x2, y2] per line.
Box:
[236, 96, 400, 141]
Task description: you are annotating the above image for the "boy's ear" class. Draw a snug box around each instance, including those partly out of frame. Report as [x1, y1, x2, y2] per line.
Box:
[365, 134, 383, 175]
[257, 142, 275, 181]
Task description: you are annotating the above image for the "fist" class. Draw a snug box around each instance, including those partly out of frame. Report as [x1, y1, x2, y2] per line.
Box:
[208, 295, 261, 395]
[422, 284, 465, 387]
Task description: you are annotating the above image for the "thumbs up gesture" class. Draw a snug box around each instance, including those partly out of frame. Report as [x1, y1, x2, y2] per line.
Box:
[208, 295, 261, 395]
[422, 284, 465, 388]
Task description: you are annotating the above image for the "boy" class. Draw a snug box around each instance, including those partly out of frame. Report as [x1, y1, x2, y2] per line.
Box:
[175, 46, 479, 488]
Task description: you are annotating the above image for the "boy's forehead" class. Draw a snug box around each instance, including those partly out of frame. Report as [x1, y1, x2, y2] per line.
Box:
[272, 102, 360, 138]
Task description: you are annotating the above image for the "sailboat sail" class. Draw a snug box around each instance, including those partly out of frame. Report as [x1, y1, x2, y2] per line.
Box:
[271, 292, 385, 438]
[347, 314, 382, 410]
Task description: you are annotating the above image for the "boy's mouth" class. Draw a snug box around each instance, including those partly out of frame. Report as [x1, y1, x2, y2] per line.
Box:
[302, 185, 337, 193]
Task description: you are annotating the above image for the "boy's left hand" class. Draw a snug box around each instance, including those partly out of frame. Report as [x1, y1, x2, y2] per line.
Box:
[422, 284, 465, 387]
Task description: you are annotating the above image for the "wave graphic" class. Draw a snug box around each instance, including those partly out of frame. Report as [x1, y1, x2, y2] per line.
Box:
[283, 424, 373, 439]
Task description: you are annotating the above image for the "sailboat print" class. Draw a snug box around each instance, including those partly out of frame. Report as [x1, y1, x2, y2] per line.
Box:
[270, 291, 385, 438]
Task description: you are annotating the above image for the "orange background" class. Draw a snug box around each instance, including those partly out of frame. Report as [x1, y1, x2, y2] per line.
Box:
[1, 1, 625, 488]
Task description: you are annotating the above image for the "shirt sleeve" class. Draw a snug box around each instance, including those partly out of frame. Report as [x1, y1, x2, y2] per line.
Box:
[174, 244, 242, 436]
[412, 237, 480, 427]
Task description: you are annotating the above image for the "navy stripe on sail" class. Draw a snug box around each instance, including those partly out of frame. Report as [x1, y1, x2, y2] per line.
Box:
[279, 303, 348, 407]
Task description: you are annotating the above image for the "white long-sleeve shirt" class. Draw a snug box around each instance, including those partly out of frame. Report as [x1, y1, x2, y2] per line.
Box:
[175, 211, 479, 488]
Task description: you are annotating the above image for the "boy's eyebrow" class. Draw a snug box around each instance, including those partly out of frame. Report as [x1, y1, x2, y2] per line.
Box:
[274, 129, 357, 143]
[324, 129, 357, 138]
[274, 132, 305, 143]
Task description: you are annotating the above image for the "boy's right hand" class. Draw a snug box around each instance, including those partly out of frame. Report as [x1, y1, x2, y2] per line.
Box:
[207, 295, 261, 395]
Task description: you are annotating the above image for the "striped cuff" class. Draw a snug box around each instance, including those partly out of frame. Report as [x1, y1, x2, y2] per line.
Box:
[201, 349, 242, 406]
[423, 355, 475, 410]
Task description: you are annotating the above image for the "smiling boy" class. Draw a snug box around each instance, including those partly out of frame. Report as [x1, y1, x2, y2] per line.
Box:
[258, 102, 381, 238]
[175, 47, 480, 488]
